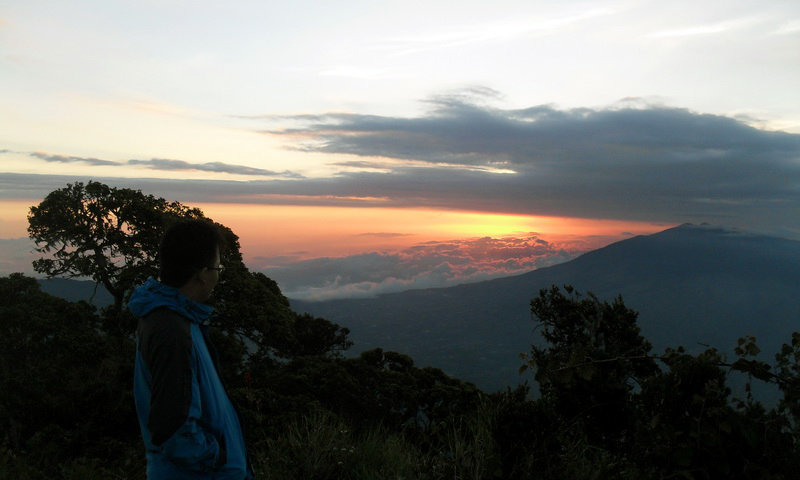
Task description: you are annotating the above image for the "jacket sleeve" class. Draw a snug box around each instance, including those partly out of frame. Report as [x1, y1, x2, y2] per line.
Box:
[139, 310, 226, 471]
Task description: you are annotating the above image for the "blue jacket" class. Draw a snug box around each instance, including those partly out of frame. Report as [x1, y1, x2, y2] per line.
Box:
[130, 278, 254, 480]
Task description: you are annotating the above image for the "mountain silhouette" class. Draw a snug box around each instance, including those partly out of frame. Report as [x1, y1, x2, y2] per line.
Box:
[292, 224, 800, 392]
[38, 277, 115, 307]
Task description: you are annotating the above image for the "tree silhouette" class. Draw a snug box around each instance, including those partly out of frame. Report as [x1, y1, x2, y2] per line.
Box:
[520, 285, 800, 478]
[0, 274, 138, 472]
[523, 285, 658, 446]
[27, 181, 204, 315]
[27, 181, 352, 358]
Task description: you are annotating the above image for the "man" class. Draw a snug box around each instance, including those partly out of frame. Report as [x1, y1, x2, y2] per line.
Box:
[129, 219, 254, 479]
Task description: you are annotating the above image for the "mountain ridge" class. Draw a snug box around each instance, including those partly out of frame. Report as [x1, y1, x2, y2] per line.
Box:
[292, 223, 800, 391]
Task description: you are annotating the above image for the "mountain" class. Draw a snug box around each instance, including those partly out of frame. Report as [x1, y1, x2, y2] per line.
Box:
[38, 277, 114, 307]
[292, 224, 800, 392]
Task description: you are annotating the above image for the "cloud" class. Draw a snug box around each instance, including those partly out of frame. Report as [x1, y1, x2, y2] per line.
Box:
[256, 233, 578, 301]
[272, 96, 798, 168]
[773, 20, 800, 35]
[11, 150, 303, 178]
[373, 7, 617, 57]
[5, 97, 800, 237]
[647, 17, 756, 38]
[260, 97, 800, 231]
[30, 152, 119, 166]
[127, 158, 303, 178]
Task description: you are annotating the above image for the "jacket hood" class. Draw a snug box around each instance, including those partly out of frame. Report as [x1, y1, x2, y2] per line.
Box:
[128, 277, 213, 324]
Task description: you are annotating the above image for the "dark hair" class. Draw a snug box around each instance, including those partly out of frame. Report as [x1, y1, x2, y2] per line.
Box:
[159, 219, 225, 288]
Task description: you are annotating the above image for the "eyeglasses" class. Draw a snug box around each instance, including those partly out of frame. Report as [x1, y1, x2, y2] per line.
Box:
[207, 265, 226, 274]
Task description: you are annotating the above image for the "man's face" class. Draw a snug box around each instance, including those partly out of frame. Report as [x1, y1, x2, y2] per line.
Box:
[200, 247, 222, 301]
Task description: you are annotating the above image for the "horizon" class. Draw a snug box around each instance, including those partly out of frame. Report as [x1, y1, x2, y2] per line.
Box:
[2, 222, 784, 302]
[2, 0, 799, 299]
[0, 206, 672, 300]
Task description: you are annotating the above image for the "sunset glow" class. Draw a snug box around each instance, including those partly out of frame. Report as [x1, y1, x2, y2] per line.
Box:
[193, 203, 666, 262]
[0, 200, 34, 238]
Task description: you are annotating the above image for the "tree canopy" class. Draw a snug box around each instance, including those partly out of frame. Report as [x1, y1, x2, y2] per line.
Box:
[26, 181, 352, 359]
[27, 181, 204, 313]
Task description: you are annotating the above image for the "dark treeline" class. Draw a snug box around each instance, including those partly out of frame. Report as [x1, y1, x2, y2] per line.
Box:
[2, 181, 800, 479]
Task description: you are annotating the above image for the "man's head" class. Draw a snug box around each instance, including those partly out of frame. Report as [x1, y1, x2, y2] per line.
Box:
[159, 220, 225, 299]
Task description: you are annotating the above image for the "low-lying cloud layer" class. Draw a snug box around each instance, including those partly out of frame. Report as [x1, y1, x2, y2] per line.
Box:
[257, 233, 580, 301]
[0, 232, 589, 301]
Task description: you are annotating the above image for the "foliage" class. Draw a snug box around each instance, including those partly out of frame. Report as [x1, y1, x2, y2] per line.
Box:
[523, 285, 658, 446]
[283, 312, 354, 358]
[521, 285, 800, 479]
[255, 408, 421, 480]
[0, 274, 142, 479]
[243, 347, 482, 433]
[772, 332, 800, 424]
[27, 181, 204, 314]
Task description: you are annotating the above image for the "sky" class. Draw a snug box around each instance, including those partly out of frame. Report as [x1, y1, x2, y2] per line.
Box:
[1, 0, 799, 300]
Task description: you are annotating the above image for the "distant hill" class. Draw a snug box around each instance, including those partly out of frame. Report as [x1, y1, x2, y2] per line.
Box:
[38, 277, 114, 307]
[292, 224, 800, 392]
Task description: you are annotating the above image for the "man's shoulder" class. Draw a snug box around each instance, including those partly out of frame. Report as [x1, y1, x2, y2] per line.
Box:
[138, 307, 192, 339]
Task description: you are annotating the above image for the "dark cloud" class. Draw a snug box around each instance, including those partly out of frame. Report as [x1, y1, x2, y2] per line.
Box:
[330, 160, 392, 169]
[7, 150, 302, 178]
[256, 234, 578, 301]
[272, 98, 799, 169]
[30, 152, 119, 166]
[262, 99, 800, 232]
[127, 158, 303, 178]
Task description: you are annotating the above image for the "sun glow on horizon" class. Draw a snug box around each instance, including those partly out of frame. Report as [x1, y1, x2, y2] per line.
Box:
[192, 203, 668, 263]
[0, 196, 670, 278]
[0, 196, 670, 266]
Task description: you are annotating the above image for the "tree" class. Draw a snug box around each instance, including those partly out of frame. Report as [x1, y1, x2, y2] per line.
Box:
[28, 181, 353, 359]
[0, 274, 140, 475]
[27, 181, 204, 315]
[279, 312, 353, 358]
[520, 285, 800, 478]
[523, 285, 658, 446]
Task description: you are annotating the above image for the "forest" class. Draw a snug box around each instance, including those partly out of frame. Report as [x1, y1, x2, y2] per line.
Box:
[2, 181, 800, 479]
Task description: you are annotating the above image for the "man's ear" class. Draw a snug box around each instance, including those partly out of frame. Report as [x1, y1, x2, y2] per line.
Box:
[184, 269, 204, 287]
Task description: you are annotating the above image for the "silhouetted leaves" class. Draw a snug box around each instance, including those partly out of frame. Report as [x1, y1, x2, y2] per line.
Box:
[0, 274, 140, 476]
[28, 181, 204, 315]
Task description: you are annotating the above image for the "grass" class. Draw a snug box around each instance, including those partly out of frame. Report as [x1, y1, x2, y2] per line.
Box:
[254, 409, 421, 480]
